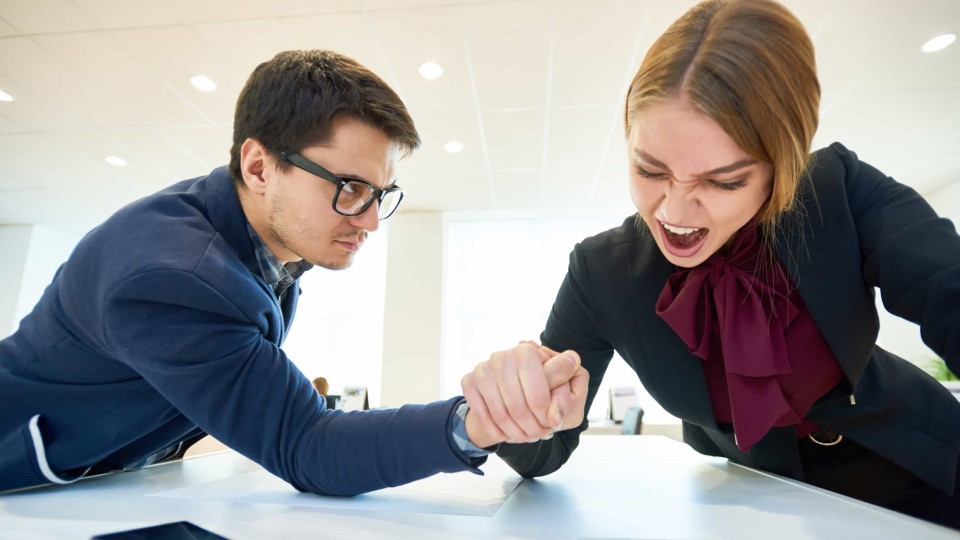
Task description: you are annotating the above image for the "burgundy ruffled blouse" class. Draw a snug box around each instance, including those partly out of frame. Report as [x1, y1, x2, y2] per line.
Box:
[655, 223, 844, 452]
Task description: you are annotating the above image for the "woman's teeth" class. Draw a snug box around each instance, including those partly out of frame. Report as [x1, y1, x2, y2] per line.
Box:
[662, 223, 702, 235]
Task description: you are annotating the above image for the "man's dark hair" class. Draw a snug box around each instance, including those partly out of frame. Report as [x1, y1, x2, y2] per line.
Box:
[228, 50, 420, 184]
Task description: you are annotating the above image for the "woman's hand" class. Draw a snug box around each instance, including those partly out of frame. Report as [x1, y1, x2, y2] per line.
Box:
[462, 341, 589, 448]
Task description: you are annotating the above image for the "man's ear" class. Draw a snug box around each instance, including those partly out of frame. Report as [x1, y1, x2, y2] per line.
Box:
[239, 138, 273, 195]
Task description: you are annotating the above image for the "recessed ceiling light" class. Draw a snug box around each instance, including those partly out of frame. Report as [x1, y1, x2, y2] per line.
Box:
[190, 75, 217, 92]
[418, 62, 443, 80]
[0, 89, 13, 102]
[104, 156, 127, 167]
[922, 33, 956, 53]
[444, 140, 464, 153]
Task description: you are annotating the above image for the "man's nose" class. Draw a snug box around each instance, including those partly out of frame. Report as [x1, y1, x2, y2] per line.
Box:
[349, 199, 380, 233]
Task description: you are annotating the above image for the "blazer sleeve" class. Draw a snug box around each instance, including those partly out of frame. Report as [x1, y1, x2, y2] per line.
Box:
[839, 147, 960, 376]
[496, 242, 615, 477]
[102, 268, 475, 496]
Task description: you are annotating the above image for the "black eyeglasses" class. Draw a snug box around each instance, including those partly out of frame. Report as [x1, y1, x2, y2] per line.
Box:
[279, 152, 404, 220]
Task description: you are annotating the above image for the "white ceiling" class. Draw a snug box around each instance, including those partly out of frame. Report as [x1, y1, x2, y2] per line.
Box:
[0, 0, 957, 229]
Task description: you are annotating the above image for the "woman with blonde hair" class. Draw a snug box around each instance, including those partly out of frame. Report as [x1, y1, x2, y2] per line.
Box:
[459, 0, 960, 527]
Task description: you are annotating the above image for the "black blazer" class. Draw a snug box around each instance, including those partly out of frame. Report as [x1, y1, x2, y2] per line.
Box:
[497, 143, 960, 495]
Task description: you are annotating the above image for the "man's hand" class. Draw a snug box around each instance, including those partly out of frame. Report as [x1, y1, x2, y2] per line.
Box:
[462, 341, 589, 448]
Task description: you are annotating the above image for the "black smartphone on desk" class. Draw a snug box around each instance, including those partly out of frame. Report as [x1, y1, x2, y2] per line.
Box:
[92, 521, 229, 540]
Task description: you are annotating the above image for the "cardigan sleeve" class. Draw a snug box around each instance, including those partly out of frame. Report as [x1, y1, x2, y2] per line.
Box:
[838, 146, 960, 377]
[102, 268, 476, 496]
[496, 242, 615, 477]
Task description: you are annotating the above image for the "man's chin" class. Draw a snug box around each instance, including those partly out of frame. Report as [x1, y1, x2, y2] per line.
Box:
[310, 254, 355, 271]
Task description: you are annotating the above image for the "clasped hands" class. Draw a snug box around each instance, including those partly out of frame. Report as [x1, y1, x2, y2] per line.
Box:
[461, 341, 589, 448]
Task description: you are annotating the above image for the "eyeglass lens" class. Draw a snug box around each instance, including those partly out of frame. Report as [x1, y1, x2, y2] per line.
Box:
[335, 181, 402, 219]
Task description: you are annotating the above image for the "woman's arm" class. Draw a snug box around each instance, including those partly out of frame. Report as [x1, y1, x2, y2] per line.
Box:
[495, 243, 616, 477]
[841, 147, 960, 376]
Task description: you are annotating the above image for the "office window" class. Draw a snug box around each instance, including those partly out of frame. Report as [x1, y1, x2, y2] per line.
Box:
[442, 215, 679, 424]
[282, 224, 389, 407]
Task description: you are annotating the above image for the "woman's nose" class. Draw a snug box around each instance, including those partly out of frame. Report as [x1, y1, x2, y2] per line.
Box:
[660, 180, 698, 225]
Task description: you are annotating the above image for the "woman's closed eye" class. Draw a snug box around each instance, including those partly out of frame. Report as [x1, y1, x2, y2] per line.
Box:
[706, 178, 747, 191]
[635, 165, 668, 179]
[637, 164, 748, 191]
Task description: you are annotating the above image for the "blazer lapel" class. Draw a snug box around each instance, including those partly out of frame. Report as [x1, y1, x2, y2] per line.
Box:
[774, 173, 879, 389]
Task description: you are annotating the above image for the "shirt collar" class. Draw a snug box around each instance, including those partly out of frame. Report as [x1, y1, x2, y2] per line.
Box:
[245, 223, 312, 297]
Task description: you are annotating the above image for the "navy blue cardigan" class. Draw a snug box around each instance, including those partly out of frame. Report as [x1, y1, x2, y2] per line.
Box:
[0, 166, 474, 494]
[497, 144, 960, 495]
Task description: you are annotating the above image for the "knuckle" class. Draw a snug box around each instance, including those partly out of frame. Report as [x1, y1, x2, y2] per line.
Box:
[503, 395, 524, 413]
[528, 389, 550, 410]
[489, 406, 509, 425]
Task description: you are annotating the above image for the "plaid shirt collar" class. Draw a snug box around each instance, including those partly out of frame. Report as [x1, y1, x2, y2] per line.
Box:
[246, 223, 312, 298]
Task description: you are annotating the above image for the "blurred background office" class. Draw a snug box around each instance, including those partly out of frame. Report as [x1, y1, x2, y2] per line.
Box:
[1, 0, 958, 432]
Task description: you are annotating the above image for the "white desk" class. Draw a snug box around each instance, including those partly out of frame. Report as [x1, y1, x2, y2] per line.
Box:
[1, 436, 956, 539]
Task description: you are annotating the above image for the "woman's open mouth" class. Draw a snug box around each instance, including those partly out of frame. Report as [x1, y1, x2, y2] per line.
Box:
[658, 220, 709, 258]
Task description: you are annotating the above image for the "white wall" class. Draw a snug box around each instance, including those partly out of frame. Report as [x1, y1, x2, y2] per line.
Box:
[0, 225, 83, 337]
[15, 226, 84, 322]
[380, 211, 445, 407]
[927, 180, 960, 224]
[0, 226, 33, 337]
[281, 223, 390, 408]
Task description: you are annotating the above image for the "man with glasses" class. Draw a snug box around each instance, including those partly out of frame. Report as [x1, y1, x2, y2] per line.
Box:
[0, 50, 583, 495]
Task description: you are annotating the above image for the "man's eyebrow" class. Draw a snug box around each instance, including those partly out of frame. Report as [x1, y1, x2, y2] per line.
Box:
[336, 171, 397, 190]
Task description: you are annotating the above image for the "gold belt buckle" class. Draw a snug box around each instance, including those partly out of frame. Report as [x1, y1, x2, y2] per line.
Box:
[808, 428, 843, 446]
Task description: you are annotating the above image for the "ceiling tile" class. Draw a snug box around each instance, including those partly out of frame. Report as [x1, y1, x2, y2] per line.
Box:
[482, 109, 545, 170]
[0, 112, 25, 134]
[193, 19, 295, 70]
[267, 0, 360, 16]
[850, 1, 960, 95]
[599, 131, 630, 175]
[397, 109, 484, 174]
[814, 88, 960, 159]
[399, 170, 493, 212]
[33, 32, 210, 126]
[0, 0, 956, 225]
[368, 6, 474, 111]
[623, 0, 697, 77]
[363, 0, 458, 9]
[551, 0, 648, 106]
[461, 1, 552, 110]
[0, 189, 34, 224]
[0, 180, 158, 229]
[779, 0, 844, 42]
[280, 12, 393, 88]
[0, 0, 98, 34]
[0, 37, 142, 128]
[0, 15, 19, 36]
[108, 25, 244, 125]
[0, 132, 102, 189]
[161, 125, 232, 172]
[491, 169, 541, 210]
[94, 127, 214, 181]
[540, 167, 594, 209]
[71, 0, 183, 28]
[873, 152, 960, 196]
[164, 0, 272, 24]
[588, 168, 633, 210]
[807, 1, 909, 94]
[546, 105, 615, 170]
